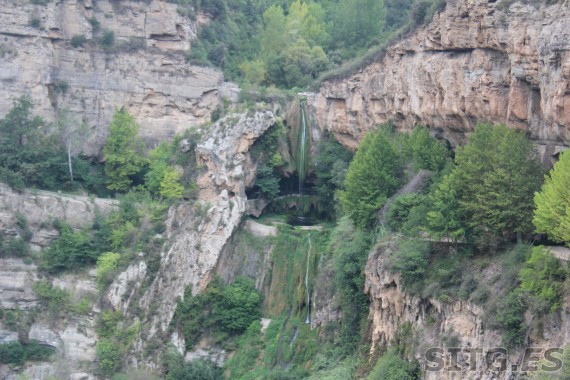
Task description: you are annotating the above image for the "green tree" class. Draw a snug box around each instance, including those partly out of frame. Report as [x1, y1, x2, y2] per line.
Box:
[426, 173, 465, 242]
[428, 124, 543, 245]
[0, 96, 60, 189]
[406, 126, 449, 171]
[454, 124, 543, 240]
[339, 127, 403, 228]
[40, 222, 97, 273]
[103, 109, 148, 192]
[328, 0, 386, 53]
[519, 247, 566, 314]
[160, 168, 184, 200]
[533, 150, 570, 245]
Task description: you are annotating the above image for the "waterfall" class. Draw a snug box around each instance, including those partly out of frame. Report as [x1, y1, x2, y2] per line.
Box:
[298, 101, 309, 196]
[305, 232, 312, 324]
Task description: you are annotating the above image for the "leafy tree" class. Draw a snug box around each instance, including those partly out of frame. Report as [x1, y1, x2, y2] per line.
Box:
[405, 126, 449, 171]
[533, 150, 570, 245]
[339, 127, 404, 228]
[160, 167, 184, 200]
[327, 0, 386, 53]
[254, 165, 280, 200]
[103, 109, 148, 192]
[0, 96, 59, 189]
[214, 277, 262, 334]
[426, 173, 465, 242]
[519, 247, 566, 314]
[428, 124, 543, 245]
[389, 239, 430, 287]
[454, 124, 543, 240]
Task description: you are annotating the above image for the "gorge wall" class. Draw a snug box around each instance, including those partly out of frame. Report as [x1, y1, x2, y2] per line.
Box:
[312, 0, 570, 160]
[0, 0, 235, 156]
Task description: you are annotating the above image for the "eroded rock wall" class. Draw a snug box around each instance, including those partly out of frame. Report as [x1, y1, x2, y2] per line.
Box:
[312, 0, 570, 158]
[365, 239, 570, 379]
[0, 0, 233, 156]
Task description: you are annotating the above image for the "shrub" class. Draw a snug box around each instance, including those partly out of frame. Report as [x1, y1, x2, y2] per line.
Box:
[387, 194, 427, 232]
[96, 252, 121, 290]
[495, 290, 527, 349]
[88, 17, 100, 33]
[367, 348, 419, 380]
[163, 346, 223, 380]
[0, 341, 54, 366]
[40, 222, 98, 273]
[172, 276, 262, 350]
[101, 30, 115, 49]
[96, 338, 122, 377]
[71, 34, 87, 47]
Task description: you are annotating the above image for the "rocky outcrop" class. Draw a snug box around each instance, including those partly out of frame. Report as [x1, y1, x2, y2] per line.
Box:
[0, 0, 233, 156]
[0, 258, 39, 309]
[312, 0, 570, 159]
[125, 111, 276, 364]
[365, 238, 570, 380]
[0, 182, 116, 248]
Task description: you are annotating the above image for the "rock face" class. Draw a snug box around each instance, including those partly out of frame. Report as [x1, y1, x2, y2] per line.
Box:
[0, 182, 116, 248]
[131, 111, 275, 363]
[312, 0, 570, 158]
[365, 238, 570, 380]
[0, 0, 230, 156]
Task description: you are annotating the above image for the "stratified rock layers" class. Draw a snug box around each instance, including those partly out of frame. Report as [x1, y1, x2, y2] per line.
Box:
[0, 0, 231, 156]
[313, 0, 570, 158]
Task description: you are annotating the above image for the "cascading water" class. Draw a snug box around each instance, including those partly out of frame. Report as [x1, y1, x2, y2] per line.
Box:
[298, 101, 309, 195]
[304, 232, 312, 324]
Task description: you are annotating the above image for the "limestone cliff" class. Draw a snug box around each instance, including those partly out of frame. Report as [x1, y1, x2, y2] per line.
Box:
[0, 0, 235, 156]
[365, 238, 570, 380]
[101, 111, 277, 367]
[312, 0, 570, 159]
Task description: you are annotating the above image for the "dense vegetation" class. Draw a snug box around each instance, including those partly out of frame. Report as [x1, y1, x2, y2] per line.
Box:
[183, 0, 446, 88]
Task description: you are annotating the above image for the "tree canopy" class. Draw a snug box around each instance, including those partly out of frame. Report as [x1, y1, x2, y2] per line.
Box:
[103, 109, 148, 192]
[339, 127, 403, 228]
[427, 123, 543, 245]
[533, 150, 570, 245]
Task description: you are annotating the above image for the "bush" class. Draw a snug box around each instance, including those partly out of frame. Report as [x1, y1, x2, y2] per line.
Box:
[40, 222, 98, 273]
[495, 290, 527, 349]
[172, 276, 262, 350]
[367, 348, 419, 380]
[71, 34, 87, 47]
[163, 346, 223, 380]
[101, 30, 115, 49]
[387, 194, 427, 232]
[96, 252, 121, 290]
[0, 341, 54, 366]
[96, 338, 122, 377]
